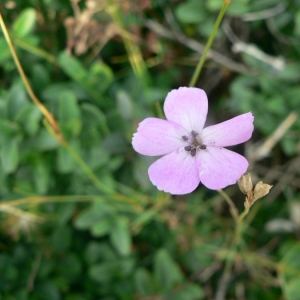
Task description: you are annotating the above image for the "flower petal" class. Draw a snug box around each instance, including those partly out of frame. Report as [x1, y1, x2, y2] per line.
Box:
[132, 118, 188, 156]
[201, 112, 254, 147]
[164, 87, 208, 132]
[148, 148, 200, 194]
[197, 147, 248, 190]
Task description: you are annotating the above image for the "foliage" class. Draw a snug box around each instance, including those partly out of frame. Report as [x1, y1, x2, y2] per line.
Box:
[0, 0, 300, 299]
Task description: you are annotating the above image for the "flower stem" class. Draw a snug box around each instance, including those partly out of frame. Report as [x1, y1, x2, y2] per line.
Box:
[217, 189, 238, 222]
[189, 0, 231, 87]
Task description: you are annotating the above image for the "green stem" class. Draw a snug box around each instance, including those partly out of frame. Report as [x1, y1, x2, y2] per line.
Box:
[189, 1, 231, 87]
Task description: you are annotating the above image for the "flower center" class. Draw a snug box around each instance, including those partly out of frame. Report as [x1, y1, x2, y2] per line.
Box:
[182, 130, 206, 157]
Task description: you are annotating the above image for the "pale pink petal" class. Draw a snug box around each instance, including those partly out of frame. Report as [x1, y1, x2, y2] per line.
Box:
[201, 113, 254, 147]
[148, 148, 200, 194]
[197, 147, 248, 190]
[132, 118, 188, 156]
[164, 87, 208, 132]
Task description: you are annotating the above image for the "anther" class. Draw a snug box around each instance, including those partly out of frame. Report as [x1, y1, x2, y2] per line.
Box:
[200, 145, 207, 150]
[182, 135, 188, 141]
[184, 146, 192, 151]
[191, 130, 198, 137]
[190, 148, 196, 156]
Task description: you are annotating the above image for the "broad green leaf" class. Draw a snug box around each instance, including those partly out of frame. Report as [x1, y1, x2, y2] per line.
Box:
[33, 156, 50, 194]
[58, 52, 88, 82]
[284, 278, 300, 300]
[87, 61, 113, 94]
[81, 103, 107, 127]
[134, 268, 156, 296]
[0, 38, 11, 64]
[116, 90, 134, 121]
[280, 243, 300, 300]
[75, 208, 101, 229]
[91, 218, 113, 237]
[85, 242, 103, 264]
[175, 1, 207, 24]
[1, 135, 22, 174]
[7, 82, 30, 120]
[58, 90, 82, 137]
[154, 249, 183, 292]
[12, 8, 37, 37]
[57, 146, 76, 173]
[0, 120, 20, 144]
[18, 104, 42, 136]
[171, 283, 204, 300]
[34, 281, 60, 300]
[57, 253, 82, 282]
[75, 202, 115, 230]
[51, 226, 71, 252]
[294, 11, 300, 36]
[33, 129, 60, 151]
[89, 262, 117, 283]
[110, 218, 131, 256]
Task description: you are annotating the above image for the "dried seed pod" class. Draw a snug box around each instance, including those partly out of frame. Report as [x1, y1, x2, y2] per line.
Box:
[253, 181, 273, 201]
[238, 173, 253, 194]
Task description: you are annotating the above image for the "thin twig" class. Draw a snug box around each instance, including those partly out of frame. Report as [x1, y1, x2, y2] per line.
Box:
[248, 111, 298, 162]
[241, 3, 286, 22]
[223, 20, 285, 70]
[144, 19, 250, 74]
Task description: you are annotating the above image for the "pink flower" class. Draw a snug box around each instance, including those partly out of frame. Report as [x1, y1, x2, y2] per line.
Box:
[132, 87, 254, 195]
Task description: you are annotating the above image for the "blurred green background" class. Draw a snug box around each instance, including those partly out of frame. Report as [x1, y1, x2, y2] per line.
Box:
[0, 0, 300, 299]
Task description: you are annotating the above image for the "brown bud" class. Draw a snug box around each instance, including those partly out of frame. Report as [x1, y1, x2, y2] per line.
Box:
[238, 173, 253, 194]
[253, 181, 273, 201]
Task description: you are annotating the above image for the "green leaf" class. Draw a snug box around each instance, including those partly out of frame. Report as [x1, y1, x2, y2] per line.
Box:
[0, 120, 20, 144]
[7, 82, 30, 120]
[280, 243, 300, 300]
[89, 262, 117, 283]
[33, 129, 60, 151]
[85, 242, 103, 264]
[110, 218, 131, 256]
[33, 156, 50, 194]
[75, 202, 115, 230]
[284, 278, 300, 300]
[58, 52, 88, 82]
[12, 8, 37, 37]
[18, 104, 42, 136]
[91, 218, 113, 237]
[89, 259, 134, 283]
[1, 135, 22, 174]
[0, 38, 11, 64]
[34, 281, 60, 300]
[154, 249, 183, 292]
[116, 90, 135, 121]
[57, 146, 75, 173]
[294, 11, 300, 36]
[171, 283, 204, 300]
[87, 61, 113, 95]
[58, 90, 82, 137]
[57, 139, 80, 173]
[51, 226, 72, 252]
[176, 1, 207, 24]
[134, 268, 156, 296]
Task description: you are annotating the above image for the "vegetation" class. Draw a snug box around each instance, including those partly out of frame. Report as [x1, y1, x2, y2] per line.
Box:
[0, 0, 300, 299]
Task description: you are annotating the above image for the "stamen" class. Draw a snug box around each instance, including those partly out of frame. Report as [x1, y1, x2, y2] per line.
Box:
[182, 135, 188, 141]
[190, 148, 196, 156]
[184, 146, 192, 151]
[200, 145, 207, 150]
[191, 130, 198, 137]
